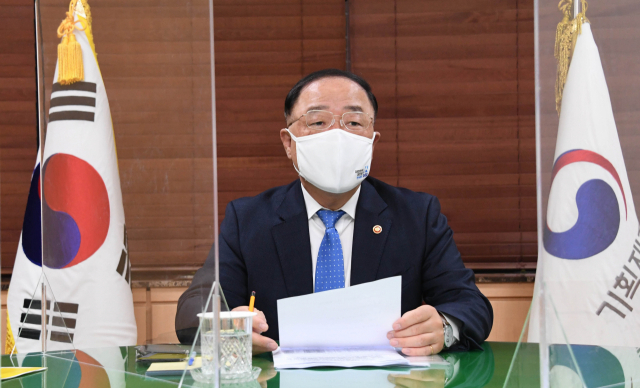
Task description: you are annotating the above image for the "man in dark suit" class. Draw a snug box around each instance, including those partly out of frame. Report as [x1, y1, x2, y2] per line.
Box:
[176, 69, 493, 356]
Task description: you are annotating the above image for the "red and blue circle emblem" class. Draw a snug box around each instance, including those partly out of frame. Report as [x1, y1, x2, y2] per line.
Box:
[22, 153, 110, 268]
[543, 149, 626, 260]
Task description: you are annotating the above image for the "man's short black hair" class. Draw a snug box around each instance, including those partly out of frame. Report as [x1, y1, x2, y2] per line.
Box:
[284, 68, 378, 121]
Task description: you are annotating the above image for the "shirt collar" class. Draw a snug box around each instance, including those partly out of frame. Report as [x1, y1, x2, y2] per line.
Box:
[300, 184, 360, 220]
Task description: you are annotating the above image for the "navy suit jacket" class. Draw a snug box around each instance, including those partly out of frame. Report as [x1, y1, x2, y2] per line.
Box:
[176, 177, 493, 351]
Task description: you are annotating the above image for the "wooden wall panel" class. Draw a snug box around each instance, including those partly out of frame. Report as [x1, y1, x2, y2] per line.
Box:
[517, 0, 537, 265]
[477, 282, 533, 342]
[349, 0, 399, 186]
[215, 0, 347, 224]
[40, 0, 208, 269]
[351, 0, 537, 268]
[150, 287, 187, 344]
[0, 0, 37, 272]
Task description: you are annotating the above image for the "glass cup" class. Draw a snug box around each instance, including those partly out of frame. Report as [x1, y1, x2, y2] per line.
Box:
[197, 311, 257, 381]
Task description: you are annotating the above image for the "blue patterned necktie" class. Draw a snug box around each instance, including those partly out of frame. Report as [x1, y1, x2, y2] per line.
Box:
[315, 209, 346, 292]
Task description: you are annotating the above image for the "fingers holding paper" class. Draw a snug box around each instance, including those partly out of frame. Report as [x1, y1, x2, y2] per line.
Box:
[232, 306, 278, 354]
[387, 305, 444, 356]
[251, 331, 278, 354]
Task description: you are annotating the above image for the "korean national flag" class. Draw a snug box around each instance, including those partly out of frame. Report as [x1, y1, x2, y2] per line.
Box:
[7, 0, 136, 352]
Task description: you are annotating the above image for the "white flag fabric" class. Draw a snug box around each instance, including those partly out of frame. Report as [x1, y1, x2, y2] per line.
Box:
[7, 0, 136, 352]
[529, 22, 640, 385]
[6, 150, 44, 352]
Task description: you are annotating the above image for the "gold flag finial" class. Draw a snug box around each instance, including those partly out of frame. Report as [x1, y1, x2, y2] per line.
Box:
[56, 0, 85, 85]
[555, 0, 589, 114]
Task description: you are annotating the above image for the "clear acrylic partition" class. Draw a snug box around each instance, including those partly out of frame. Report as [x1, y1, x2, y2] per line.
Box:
[505, 0, 640, 386]
[9, 0, 217, 383]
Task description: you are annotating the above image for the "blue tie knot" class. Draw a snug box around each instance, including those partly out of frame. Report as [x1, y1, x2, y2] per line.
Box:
[317, 209, 345, 230]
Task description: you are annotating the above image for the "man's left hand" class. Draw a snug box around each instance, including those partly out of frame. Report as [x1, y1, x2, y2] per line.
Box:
[387, 305, 444, 356]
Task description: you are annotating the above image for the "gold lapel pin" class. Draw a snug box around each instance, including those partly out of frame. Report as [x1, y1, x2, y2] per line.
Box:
[373, 225, 382, 234]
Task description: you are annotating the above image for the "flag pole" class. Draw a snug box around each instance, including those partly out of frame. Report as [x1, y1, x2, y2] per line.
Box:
[34, 0, 46, 151]
[34, 0, 47, 356]
[533, 0, 549, 384]
[573, 0, 579, 18]
[208, 0, 220, 384]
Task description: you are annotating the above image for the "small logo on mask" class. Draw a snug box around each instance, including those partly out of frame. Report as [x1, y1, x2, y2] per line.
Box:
[355, 166, 369, 180]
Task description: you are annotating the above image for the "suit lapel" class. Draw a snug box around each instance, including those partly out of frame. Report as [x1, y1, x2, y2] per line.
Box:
[271, 181, 314, 297]
[351, 179, 392, 286]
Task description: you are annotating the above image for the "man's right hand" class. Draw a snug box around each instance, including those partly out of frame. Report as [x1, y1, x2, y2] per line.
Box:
[232, 306, 278, 354]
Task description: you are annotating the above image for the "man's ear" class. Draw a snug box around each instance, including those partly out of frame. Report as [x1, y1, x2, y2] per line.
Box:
[280, 128, 293, 160]
[372, 131, 381, 152]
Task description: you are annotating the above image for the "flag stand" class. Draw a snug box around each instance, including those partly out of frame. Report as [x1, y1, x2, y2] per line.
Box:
[177, 0, 224, 384]
[10, 273, 76, 356]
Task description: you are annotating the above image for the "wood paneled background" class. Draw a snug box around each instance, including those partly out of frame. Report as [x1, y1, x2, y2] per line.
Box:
[350, 0, 536, 269]
[1, 0, 38, 270]
[1, 0, 536, 274]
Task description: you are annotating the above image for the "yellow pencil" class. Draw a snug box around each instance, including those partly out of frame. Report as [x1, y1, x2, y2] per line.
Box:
[249, 291, 256, 312]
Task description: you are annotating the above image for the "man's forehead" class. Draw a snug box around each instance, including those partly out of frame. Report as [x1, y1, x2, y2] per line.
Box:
[296, 77, 372, 112]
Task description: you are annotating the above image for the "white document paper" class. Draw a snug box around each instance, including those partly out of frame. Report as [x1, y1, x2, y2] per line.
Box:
[278, 276, 401, 348]
[274, 277, 429, 368]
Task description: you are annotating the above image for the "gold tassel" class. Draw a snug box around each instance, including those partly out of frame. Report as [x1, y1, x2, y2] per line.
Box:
[57, 32, 83, 84]
[555, 0, 589, 115]
[56, 0, 85, 85]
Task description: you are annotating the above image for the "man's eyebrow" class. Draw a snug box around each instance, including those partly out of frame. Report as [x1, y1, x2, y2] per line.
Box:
[303, 105, 364, 112]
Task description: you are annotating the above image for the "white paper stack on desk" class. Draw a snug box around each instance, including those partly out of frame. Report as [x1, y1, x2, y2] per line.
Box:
[274, 276, 432, 369]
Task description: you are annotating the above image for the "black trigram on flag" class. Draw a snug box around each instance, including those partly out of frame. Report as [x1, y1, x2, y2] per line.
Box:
[116, 225, 131, 285]
[18, 298, 79, 343]
[49, 81, 97, 122]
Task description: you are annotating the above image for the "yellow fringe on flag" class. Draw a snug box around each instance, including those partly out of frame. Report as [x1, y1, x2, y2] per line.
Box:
[56, 0, 85, 85]
[5, 314, 16, 354]
[555, 0, 589, 114]
[75, 0, 97, 61]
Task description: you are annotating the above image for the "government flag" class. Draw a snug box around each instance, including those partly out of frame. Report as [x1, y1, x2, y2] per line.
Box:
[528, 17, 640, 386]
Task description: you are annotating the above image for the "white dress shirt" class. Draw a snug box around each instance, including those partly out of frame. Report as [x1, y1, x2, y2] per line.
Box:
[300, 184, 461, 345]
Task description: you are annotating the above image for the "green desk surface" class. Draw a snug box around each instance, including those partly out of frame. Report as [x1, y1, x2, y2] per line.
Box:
[1, 342, 540, 387]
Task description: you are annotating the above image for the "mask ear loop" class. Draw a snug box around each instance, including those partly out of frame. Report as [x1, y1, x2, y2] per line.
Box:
[285, 129, 305, 178]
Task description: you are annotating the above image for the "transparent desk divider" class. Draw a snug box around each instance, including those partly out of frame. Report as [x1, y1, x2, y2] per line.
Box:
[178, 282, 230, 387]
[10, 0, 217, 380]
[11, 0, 75, 356]
[504, 0, 640, 387]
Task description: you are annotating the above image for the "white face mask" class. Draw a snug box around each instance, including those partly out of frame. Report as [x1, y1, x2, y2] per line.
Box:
[286, 128, 376, 194]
